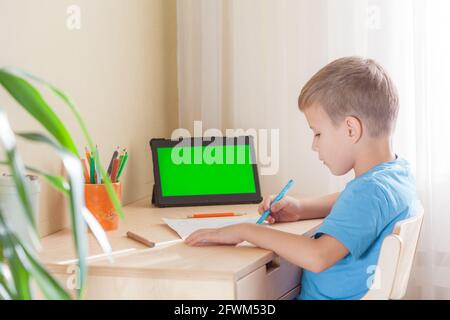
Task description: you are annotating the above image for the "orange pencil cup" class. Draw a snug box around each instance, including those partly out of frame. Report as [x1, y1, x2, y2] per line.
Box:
[85, 183, 122, 231]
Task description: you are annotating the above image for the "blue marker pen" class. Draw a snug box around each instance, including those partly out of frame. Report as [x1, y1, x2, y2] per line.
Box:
[257, 179, 294, 224]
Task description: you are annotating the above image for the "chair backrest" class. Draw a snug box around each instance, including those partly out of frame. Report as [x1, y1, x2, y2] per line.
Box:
[362, 200, 424, 300]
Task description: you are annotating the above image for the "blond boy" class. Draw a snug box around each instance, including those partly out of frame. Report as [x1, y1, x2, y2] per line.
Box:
[185, 57, 417, 300]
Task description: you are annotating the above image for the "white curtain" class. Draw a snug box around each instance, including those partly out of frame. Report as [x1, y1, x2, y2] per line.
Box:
[177, 0, 450, 299]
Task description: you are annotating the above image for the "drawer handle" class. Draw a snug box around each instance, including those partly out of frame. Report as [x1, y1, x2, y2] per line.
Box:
[265, 257, 281, 275]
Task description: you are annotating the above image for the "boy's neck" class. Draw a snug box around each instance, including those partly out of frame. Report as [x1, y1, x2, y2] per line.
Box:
[353, 137, 396, 177]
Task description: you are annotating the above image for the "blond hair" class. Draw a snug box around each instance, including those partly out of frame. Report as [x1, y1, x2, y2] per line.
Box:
[298, 57, 399, 137]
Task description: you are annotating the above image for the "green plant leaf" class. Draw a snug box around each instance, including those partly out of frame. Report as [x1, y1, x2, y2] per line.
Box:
[0, 214, 32, 300]
[24, 166, 70, 195]
[15, 132, 87, 298]
[0, 242, 14, 300]
[0, 212, 70, 300]
[0, 108, 40, 250]
[0, 69, 79, 157]
[2, 161, 110, 265]
[46, 89, 125, 219]
[0, 276, 13, 300]
[1, 68, 119, 299]
[23, 166, 113, 265]
[3, 149, 113, 299]
[18, 238, 71, 300]
[16, 132, 113, 298]
[2, 68, 124, 220]
[1, 160, 71, 197]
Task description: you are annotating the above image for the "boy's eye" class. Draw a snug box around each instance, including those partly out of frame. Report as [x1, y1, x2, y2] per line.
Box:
[314, 133, 321, 137]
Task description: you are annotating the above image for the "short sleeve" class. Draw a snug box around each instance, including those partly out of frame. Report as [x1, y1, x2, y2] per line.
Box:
[316, 181, 389, 260]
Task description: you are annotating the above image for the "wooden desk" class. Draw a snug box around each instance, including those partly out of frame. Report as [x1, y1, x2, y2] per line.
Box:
[40, 198, 322, 300]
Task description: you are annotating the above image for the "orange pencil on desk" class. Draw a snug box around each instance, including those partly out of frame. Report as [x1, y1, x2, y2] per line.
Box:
[187, 212, 246, 218]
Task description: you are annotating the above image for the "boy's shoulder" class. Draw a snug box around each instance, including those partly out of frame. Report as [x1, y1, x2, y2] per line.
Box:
[320, 157, 417, 253]
[342, 156, 416, 212]
[349, 156, 412, 186]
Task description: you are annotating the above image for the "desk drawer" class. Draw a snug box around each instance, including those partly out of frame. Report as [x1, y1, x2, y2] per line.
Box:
[235, 256, 301, 299]
[279, 285, 300, 300]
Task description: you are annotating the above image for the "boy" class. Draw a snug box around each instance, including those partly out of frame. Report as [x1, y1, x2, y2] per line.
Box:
[185, 57, 417, 300]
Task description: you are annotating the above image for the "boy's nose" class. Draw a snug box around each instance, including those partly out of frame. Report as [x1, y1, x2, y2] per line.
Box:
[311, 141, 318, 152]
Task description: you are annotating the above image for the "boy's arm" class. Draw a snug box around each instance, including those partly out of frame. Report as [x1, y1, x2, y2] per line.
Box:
[186, 223, 349, 273]
[298, 192, 340, 220]
[240, 224, 348, 272]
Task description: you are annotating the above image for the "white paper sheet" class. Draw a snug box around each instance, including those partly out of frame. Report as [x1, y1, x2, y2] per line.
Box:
[163, 216, 259, 240]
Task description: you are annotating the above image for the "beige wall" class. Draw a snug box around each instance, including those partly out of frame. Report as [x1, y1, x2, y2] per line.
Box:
[0, 0, 179, 236]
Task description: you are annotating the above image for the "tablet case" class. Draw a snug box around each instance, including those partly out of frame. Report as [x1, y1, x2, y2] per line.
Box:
[150, 136, 263, 207]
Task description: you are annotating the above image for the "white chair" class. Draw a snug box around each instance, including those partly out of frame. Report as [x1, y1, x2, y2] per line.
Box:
[362, 200, 424, 300]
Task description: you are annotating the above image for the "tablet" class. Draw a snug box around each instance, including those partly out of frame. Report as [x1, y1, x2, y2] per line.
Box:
[150, 136, 263, 207]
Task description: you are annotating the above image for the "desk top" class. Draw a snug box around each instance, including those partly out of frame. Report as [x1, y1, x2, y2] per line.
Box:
[40, 197, 322, 281]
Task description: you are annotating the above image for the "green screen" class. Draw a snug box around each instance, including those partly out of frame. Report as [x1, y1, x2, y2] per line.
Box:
[157, 144, 256, 196]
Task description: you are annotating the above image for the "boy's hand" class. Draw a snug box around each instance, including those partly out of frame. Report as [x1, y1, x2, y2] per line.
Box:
[258, 195, 302, 224]
[185, 224, 245, 246]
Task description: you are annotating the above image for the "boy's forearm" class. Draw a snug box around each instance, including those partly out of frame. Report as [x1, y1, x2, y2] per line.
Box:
[239, 223, 323, 272]
[298, 192, 340, 219]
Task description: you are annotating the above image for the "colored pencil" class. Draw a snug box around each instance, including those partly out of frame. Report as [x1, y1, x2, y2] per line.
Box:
[85, 147, 91, 164]
[95, 146, 102, 184]
[187, 212, 246, 218]
[107, 147, 119, 176]
[110, 158, 120, 183]
[126, 231, 155, 248]
[89, 155, 95, 184]
[81, 158, 90, 183]
[116, 151, 128, 182]
[257, 179, 294, 224]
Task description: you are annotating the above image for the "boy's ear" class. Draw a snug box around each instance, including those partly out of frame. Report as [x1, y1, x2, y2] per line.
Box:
[344, 116, 363, 143]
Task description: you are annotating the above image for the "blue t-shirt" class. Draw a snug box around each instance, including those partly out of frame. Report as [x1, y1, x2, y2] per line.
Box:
[298, 156, 417, 300]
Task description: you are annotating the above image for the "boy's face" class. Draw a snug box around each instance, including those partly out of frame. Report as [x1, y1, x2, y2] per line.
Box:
[303, 104, 355, 176]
